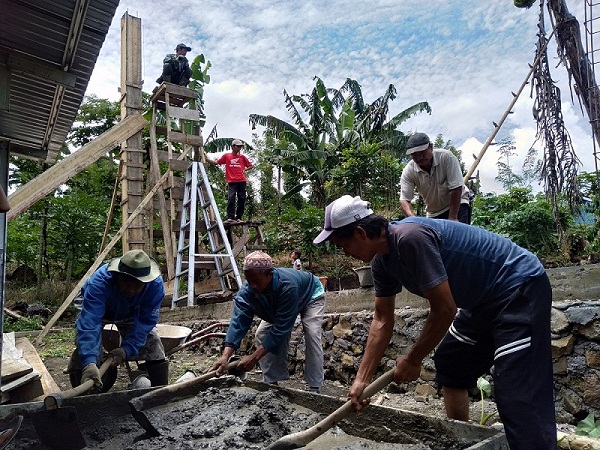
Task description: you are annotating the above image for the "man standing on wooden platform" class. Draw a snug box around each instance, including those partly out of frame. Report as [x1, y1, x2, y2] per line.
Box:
[207, 139, 253, 225]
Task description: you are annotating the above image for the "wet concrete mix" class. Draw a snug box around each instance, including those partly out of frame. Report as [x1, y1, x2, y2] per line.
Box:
[10, 385, 432, 449]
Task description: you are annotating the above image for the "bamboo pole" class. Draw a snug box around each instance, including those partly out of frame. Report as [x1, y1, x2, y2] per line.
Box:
[463, 30, 555, 184]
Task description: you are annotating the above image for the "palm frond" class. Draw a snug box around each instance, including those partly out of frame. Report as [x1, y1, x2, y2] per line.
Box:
[382, 101, 432, 132]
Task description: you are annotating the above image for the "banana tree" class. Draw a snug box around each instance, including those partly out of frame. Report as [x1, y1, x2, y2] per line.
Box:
[249, 77, 340, 207]
[339, 79, 432, 156]
[250, 77, 431, 207]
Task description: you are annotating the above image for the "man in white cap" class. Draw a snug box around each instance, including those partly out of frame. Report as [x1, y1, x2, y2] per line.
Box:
[212, 250, 325, 393]
[400, 132, 471, 223]
[156, 43, 193, 87]
[67, 249, 168, 391]
[313, 195, 555, 450]
[207, 139, 253, 224]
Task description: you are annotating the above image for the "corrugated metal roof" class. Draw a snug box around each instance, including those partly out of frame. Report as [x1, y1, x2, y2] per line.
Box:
[0, 0, 120, 163]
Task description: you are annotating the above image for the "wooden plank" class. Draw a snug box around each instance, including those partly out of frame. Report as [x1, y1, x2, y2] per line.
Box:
[156, 149, 170, 162]
[170, 187, 184, 200]
[164, 83, 199, 99]
[1, 358, 32, 383]
[166, 104, 200, 122]
[0, 371, 40, 393]
[169, 158, 191, 172]
[1, 372, 44, 403]
[171, 176, 184, 188]
[169, 131, 203, 146]
[151, 82, 197, 104]
[149, 104, 175, 280]
[16, 337, 60, 395]
[1, 333, 33, 384]
[9, 53, 77, 88]
[7, 114, 147, 221]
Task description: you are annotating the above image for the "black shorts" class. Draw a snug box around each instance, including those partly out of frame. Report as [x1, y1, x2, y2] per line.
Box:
[434, 274, 556, 449]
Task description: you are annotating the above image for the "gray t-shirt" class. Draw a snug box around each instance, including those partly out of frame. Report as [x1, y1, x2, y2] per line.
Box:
[371, 217, 544, 309]
[400, 149, 471, 217]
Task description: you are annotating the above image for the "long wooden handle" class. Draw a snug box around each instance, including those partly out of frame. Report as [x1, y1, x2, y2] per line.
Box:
[129, 361, 239, 413]
[268, 368, 395, 450]
[43, 357, 114, 409]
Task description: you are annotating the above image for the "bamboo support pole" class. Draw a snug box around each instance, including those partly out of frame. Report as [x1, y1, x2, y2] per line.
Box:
[464, 30, 555, 184]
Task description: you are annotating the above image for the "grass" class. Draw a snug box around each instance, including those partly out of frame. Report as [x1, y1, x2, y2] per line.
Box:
[36, 328, 76, 359]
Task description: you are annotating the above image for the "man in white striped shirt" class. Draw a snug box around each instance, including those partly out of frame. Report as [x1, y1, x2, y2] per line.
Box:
[314, 195, 555, 450]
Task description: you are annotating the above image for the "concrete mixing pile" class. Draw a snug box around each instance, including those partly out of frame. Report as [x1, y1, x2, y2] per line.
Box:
[89, 386, 429, 449]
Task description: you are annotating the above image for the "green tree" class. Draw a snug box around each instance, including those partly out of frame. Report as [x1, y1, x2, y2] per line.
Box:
[7, 95, 123, 283]
[341, 79, 431, 155]
[494, 136, 543, 192]
[327, 142, 402, 211]
[249, 77, 340, 207]
[68, 95, 120, 147]
[495, 137, 523, 191]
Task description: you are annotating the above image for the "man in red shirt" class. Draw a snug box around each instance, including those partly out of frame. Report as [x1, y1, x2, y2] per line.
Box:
[207, 139, 253, 224]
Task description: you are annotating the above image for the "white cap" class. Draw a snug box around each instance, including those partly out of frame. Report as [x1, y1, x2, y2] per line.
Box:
[313, 195, 374, 244]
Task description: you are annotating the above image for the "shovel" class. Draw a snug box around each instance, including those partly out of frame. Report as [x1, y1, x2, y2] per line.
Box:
[129, 360, 241, 437]
[0, 414, 23, 450]
[30, 356, 114, 450]
[267, 368, 395, 450]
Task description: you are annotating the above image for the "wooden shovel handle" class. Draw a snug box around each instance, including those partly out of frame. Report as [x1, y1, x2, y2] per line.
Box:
[268, 368, 395, 450]
[129, 360, 239, 413]
[43, 356, 115, 409]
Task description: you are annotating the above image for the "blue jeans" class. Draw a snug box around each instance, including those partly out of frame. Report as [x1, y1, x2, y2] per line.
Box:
[255, 296, 325, 388]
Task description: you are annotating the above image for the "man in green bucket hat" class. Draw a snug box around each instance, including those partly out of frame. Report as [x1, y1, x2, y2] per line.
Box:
[67, 250, 168, 391]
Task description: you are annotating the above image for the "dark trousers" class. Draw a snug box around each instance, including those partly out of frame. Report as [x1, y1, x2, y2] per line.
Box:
[227, 182, 247, 220]
[433, 203, 471, 224]
[434, 275, 555, 450]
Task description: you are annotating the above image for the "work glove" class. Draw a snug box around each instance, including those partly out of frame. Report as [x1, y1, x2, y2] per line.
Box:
[108, 347, 126, 366]
[81, 363, 103, 390]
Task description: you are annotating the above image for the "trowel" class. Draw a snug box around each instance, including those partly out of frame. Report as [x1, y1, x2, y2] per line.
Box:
[30, 356, 114, 450]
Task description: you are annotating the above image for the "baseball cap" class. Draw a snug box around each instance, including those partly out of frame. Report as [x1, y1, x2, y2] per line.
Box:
[231, 139, 244, 146]
[175, 43, 192, 51]
[313, 195, 374, 244]
[405, 132, 431, 154]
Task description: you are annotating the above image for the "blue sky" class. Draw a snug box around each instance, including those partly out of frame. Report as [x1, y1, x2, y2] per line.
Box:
[86, 0, 594, 194]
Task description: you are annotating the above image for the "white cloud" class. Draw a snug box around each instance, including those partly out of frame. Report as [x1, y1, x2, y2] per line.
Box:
[87, 1, 596, 196]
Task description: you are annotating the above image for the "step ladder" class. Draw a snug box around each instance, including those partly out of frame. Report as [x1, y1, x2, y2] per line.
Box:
[172, 161, 243, 307]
